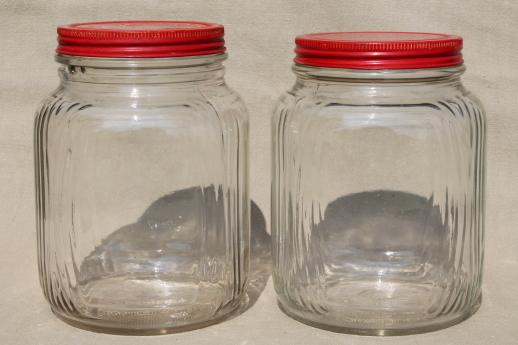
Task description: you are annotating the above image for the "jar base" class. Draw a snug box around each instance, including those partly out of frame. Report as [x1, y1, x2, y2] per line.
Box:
[51, 293, 248, 335]
[278, 295, 481, 336]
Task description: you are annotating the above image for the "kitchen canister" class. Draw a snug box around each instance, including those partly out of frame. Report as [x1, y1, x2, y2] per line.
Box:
[272, 32, 486, 335]
[34, 21, 249, 334]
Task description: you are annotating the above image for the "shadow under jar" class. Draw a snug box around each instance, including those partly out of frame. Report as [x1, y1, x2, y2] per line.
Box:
[272, 32, 486, 335]
[34, 21, 249, 334]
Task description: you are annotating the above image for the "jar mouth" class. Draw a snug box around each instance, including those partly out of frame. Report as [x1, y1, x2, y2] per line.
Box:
[292, 63, 465, 82]
[55, 53, 227, 69]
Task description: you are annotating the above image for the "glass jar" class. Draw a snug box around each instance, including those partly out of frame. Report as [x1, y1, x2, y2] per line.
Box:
[34, 21, 249, 334]
[272, 32, 486, 335]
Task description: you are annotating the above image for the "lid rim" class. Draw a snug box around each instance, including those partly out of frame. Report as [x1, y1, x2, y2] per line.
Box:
[294, 31, 463, 69]
[56, 20, 225, 58]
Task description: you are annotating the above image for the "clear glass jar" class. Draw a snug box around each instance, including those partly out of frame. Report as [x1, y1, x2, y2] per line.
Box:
[34, 21, 249, 334]
[272, 32, 486, 335]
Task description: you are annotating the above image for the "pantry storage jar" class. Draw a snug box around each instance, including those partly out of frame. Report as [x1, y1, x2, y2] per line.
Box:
[272, 32, 486, 335]
[34, 21, 249, 334]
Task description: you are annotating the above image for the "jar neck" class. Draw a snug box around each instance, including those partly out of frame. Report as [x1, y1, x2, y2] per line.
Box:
[293, 64, 465, 86]
[57, 54, 227, 85]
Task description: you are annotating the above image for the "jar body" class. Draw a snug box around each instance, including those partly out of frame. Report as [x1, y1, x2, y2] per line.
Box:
[272, 66, 485, 335]
[35, 56, 249, 333]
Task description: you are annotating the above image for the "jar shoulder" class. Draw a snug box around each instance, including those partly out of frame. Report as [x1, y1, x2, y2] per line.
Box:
[199, 83, 249, 123]
[34, 86, 68, 125]
[35, 82, 248, 127]
[273, 83, 486, 126]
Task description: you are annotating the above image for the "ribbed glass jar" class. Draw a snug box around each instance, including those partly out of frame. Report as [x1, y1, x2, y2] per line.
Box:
[272, 32, 486, 335]
[34, 21, 249, 334]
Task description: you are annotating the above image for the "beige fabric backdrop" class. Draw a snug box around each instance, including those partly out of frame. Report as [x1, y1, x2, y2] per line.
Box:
[1, 1, 517, 344]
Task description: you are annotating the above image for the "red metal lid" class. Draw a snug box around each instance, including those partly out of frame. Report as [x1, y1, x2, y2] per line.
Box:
[57, 20, 225, 58]
[295, 32, 463, 69]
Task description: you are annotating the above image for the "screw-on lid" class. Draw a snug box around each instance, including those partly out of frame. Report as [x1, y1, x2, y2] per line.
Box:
[57, 20, 225, 58]
[295, 32, 463, 69]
